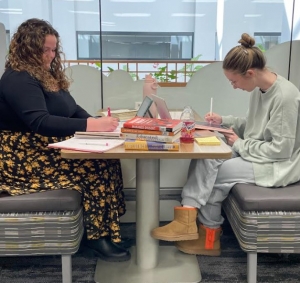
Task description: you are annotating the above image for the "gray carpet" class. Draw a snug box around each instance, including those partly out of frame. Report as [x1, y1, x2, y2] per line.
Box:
[0, 218, 300, 283]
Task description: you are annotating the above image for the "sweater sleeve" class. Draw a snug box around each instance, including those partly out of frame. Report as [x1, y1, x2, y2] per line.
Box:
[2, 71, 88, 137]
[71, 105, 92, 119]
[232, 93, 298, 164]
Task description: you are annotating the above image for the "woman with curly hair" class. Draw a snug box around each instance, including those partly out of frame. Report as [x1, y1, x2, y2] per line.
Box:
[0, 18, 130, 262]
[151, 33, 300, 257]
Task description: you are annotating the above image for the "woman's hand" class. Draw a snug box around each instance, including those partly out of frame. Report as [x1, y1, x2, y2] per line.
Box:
[204, 112, 222, 124]
[86, 117, 119, 132]
[223, 129, 239, 146]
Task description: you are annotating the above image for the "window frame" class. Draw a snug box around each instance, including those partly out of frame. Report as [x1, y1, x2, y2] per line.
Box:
[254, 32, 281, 51]
[76, 31, 194, 61]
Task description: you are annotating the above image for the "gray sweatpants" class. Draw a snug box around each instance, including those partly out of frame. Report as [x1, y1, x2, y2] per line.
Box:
[181, 150, 255, 228]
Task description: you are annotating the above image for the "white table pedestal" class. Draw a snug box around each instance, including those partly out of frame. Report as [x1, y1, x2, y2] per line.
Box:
[94, 159, 201, 283]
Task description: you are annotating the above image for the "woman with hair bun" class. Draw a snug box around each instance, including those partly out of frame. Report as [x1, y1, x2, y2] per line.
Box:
[151, 33, 300, 256]
[0, 18, 130, 262]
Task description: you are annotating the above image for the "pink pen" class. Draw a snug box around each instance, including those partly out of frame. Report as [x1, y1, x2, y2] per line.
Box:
[107, 107, 111, 117]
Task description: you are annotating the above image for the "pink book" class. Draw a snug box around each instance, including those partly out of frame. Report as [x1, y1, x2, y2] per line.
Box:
[195, 122, 234, 134]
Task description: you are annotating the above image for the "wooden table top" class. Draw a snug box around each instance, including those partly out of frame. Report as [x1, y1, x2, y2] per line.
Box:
[61, 132, 232, 160]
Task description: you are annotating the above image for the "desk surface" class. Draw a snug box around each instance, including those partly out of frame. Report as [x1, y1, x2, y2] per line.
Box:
[61, 138, 232, 160]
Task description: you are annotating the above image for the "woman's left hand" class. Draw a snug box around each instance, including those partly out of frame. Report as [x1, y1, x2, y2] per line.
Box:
[223, 129, 239, 146]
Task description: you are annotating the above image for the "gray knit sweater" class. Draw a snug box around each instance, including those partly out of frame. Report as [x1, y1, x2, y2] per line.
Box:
[222, 75, 300, 187]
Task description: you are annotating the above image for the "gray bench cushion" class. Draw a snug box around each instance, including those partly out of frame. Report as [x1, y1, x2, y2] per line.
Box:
[0, 189, 82, 213]
[223, 194, 300, 253]
[231, 182, 300, 211]
[0, 208, 83, 256]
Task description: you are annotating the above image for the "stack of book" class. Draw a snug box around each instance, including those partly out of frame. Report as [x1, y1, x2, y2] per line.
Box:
[121, 116, 183, 151]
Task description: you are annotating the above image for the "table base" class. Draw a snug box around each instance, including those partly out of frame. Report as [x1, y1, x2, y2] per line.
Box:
[121, 199, 181, 223]
[94, 246, 201, 283]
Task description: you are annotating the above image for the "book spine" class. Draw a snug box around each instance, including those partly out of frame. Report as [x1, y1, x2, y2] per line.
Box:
[121, 133, 177, 143]
[121, 128, 176, 136]
[124, 141, 179, 151]
[124, 124, 173, 132]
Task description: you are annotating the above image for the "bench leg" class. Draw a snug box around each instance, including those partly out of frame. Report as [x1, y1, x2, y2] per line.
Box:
[61, 254, 72, 283]
[247, 252, 257, 283]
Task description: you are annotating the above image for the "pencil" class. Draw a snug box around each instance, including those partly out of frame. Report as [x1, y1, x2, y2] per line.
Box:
[79, 142, 109, 146]
[107, 107, 111, 117]
[210, 97, 213, 117]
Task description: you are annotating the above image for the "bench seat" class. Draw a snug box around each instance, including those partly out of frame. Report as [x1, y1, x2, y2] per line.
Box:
[0, 189, 84, 283]
[223, 182, 300, 283]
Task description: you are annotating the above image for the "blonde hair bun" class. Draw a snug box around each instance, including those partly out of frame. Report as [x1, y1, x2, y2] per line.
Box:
[238, 33, 255, 48]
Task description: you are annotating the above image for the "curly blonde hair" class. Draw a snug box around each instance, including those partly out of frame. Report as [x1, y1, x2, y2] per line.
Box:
[5, 18, 70, 92]
[223, 33, 266, 75]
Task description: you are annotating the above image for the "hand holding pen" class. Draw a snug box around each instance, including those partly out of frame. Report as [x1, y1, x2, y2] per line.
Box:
[87, 116, 119, 132]
[86, 107, 118, 132]
[204, 112, 222, 124]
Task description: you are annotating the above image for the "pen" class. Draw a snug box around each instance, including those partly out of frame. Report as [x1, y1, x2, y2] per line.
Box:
[210, 97, 213, 124]
[107, 107, 111, 117]
[79, 142, 109, 146]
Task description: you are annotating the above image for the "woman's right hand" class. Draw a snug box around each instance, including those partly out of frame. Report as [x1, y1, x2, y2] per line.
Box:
[204, 112, 222, 124]
[86, 117, 119, 132]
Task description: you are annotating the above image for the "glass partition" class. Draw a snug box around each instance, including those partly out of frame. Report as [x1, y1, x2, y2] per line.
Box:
[0, 0, 299, 109]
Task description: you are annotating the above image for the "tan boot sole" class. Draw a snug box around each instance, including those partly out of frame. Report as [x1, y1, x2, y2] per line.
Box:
[150, 232, 199, 242]
[175, 243, 221, 256]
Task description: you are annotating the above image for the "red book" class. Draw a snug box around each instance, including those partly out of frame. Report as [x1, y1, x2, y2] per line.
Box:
[123, 117, 182, 133]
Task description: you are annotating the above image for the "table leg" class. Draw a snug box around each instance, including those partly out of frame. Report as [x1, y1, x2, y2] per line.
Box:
[136, 159, 160, 268]
[94, 159, 201, 283]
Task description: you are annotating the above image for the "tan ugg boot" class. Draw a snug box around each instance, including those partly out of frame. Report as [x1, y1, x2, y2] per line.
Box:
[175, 224, 222, 256]
[150, 207, 198, 241]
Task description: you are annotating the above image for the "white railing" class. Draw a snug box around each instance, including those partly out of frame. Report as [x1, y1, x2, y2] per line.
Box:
[63, 59, 219, 85]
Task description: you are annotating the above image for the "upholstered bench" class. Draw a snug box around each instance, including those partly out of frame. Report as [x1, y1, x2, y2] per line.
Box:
[0, 189, 84, 283]
[223, 182, 300, 283]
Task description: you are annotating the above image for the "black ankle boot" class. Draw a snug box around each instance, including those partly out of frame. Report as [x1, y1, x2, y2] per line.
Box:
[115, 237, 134, 250]
[82, 236, 131, 262]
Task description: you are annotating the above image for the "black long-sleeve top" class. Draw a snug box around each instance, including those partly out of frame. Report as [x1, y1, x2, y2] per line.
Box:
[0, 68, 91, 137]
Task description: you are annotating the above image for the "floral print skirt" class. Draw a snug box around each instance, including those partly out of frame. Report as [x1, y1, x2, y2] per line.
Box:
[0, 131, 126, 242]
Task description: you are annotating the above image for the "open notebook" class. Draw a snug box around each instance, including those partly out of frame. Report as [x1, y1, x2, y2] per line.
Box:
[48, 138, 124, 153]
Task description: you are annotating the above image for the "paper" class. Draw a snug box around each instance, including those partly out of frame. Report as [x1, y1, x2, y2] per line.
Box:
[169, 111, 183, 120]
[96, 109, 137, 121]
[195, 136, 221, 146]
[48, 138, 124, 153]
[106, 109, 136, 114]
